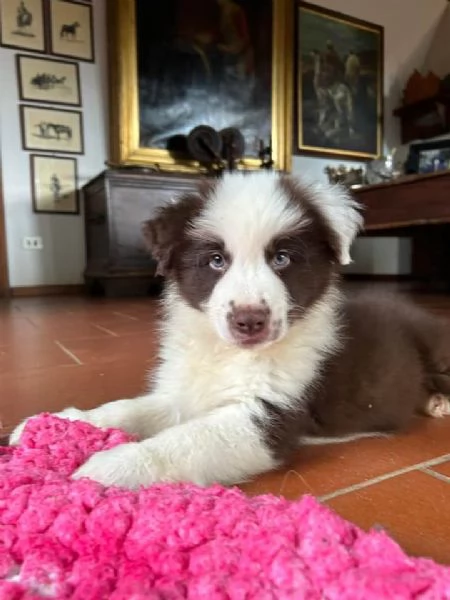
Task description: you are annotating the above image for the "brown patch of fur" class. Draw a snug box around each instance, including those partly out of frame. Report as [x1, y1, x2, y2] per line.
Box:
[142, 180, 226, 307]
[255, 397, 311, 461]
[278, 175, 358, 266]
[264, 229, 337, 321]
[259, 289, 450, 462]
[173, 237, 230, 309]
[142, 193, 205, 277]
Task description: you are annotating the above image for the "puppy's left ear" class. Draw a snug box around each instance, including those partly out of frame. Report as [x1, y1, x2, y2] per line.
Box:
[307, 182, 363, 265]
[142, 193, 203, 276]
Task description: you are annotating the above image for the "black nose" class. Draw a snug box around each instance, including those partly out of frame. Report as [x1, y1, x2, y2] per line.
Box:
[231, 307, 269, 336]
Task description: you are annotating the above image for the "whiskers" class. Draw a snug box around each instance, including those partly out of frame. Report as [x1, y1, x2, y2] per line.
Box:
[288, 304, 306, 322]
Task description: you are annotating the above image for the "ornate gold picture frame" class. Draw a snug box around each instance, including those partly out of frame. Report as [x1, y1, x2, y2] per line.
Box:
[295, 2, 383, 160]
[108, 0, 292, 172]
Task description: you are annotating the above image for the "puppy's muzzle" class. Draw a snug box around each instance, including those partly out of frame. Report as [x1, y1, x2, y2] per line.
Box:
[227, 305, 270, 346]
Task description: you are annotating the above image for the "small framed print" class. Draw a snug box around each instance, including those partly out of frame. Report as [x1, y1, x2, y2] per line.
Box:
[20, 104, 84, 154]
[49, 0, 94, 62]
[17, 54, 81, 106]
[30, 154, 80, 215]
[0, 0, 46, 52]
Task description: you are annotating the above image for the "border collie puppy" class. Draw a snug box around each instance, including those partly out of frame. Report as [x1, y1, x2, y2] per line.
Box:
[10, 172, 450, 489]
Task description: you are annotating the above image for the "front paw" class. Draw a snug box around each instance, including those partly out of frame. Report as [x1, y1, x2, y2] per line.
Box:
[9, 419, 31, 446]
[9, 407, 88, 445]
[72, 443, 160, 489]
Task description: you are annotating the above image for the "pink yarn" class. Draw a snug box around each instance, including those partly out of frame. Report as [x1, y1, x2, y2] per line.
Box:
[1, 415, 450, 599]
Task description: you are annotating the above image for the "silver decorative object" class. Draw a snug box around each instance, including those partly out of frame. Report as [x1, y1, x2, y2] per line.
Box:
[365, 149, 403, 184]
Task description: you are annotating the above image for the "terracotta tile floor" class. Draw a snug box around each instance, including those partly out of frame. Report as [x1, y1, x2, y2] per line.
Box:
[1, 288, 450, 565]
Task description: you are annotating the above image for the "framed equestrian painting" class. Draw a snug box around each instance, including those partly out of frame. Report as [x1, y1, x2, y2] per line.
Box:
[0, 0, 46, 52]
[49, 0, 94, 62]
[107, 0, 292, 172]
[17, 54, 82, 106]
[20, 105, 84, 154]
[30, 154, 80, 215]
[295, 2, 383, 160]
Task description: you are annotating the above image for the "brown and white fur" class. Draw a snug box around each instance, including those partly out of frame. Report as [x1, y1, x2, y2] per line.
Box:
[9, 171, 450, 489]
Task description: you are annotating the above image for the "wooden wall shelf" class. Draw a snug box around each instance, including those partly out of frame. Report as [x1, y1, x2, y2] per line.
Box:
[393, 70, 450, 143]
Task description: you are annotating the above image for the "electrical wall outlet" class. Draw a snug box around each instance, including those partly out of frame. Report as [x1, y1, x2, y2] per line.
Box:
[23, 236, 43, 250]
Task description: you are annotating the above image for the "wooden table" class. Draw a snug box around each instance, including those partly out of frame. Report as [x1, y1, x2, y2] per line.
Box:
[352, 171, 450, 286]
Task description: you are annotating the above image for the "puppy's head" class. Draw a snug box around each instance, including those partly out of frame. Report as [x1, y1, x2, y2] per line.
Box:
[143, 172, 362, 347]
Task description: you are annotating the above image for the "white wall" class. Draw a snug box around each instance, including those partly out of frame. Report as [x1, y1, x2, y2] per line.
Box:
[0, 0, 108, 287]
[0, 0, 447, 285]
[291, 0, 448, 274]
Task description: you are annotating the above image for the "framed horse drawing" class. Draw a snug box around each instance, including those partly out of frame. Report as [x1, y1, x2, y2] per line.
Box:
[49, 0, 94, 62]
[107, 0, 293, 172]
[295, 2, 383, 160]
[20, 105, 84, 154]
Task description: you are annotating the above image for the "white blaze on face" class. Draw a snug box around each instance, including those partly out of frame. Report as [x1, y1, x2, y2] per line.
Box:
[190, 172, 308, 345]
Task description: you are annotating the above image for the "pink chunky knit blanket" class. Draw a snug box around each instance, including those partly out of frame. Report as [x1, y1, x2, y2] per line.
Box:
[1, 415, 450, 599]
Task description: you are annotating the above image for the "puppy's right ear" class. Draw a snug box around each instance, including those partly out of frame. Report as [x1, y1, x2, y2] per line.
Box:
[142, 194, 203, 277]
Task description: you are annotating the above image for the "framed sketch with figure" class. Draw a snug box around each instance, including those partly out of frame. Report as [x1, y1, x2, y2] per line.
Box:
[30, 154, 80, 215]
[17, 54, 82, 106]
[295, 2, 383, 160]
[108, 0, 292, 172]
[49, 0, 94, 62]
[0, 0, 46, 52]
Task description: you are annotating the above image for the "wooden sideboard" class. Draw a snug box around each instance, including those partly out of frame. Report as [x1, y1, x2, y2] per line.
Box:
[82, 169, 203, 296]
[353, 170, 450, 286]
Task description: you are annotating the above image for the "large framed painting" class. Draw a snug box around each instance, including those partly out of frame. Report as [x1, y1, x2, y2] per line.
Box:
[295, 2, 383, 160]
[108, 0, 292, 172]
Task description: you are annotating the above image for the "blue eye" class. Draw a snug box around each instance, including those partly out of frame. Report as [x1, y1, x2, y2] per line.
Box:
[272, 251, 290, 269]
[209, 253, 226, 270]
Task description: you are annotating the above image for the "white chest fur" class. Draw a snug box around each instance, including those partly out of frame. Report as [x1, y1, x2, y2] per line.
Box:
[150, 287, 341, 420]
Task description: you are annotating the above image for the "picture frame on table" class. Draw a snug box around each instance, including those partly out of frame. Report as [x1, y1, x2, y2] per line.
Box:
[30, 153, 80, 215]
[48, 0, 94, 62]
[295, 1, 384, 160]
[16, 54, 82, 106]
[20, 104, 84, 154]
[0, 0, 46, 53]
[405, 139, 450, 175]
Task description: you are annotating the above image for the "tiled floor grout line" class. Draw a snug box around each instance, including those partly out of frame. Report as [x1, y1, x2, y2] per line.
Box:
[93, 324, 119, 337]
[113, 312, 139, 321]
[420, 466, 450, 484]
[24, 317, 40, 329]
[319, 453, 450, 502]
[54, 341, 83, 366]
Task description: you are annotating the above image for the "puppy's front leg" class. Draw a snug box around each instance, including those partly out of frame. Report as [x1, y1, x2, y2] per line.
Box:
[72, 402, 278, 489]
[9, 394, 177, 445]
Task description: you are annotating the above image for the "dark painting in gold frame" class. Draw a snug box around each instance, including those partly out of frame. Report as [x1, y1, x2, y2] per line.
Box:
[108, 0, 292, 172]
[295, 2, 383, 160]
